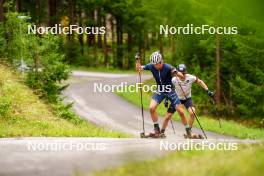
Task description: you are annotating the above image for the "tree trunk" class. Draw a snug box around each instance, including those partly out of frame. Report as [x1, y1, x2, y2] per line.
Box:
[216, 34, 221, 105]
[87, 11, 95, 46]
[116, 17, 123, 68]
[16, 0, 21, 12]
[142, 42, 146, 64]
[126, 32, 132, 69]
[35, 0, 40, 25]
[138, 33, 143, 64]
[78, 10, 84, 55]
[96, 8, 102, 48]
[68, 0, 75, 41]
[171, 34, 176, 65]
[158, 33, 163, 54]
[0, 0, 4, 22]
[47, 0, 58, 26]
[110, 16, 115, 66]
[93, 40, 98, 66]
[103, 16, 108, 67]
[143, 32, 146, 64]
[145, 33, 149, 50]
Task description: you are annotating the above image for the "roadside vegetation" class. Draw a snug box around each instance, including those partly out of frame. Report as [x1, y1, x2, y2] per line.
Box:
[93, 143, 264, 176]
[116, 81, 264, 139]
[0, 64, 128, 138]
[0, 0, 263, 132]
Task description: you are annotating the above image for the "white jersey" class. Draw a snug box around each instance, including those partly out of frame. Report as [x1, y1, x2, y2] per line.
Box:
[172, 74, 197, 100]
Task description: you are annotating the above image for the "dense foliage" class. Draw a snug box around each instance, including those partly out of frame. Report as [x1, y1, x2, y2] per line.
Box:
[0, 0, 263, 120]
[2, 12, 70, 103]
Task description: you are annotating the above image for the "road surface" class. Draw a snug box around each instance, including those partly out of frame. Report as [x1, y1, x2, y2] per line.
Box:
[1, 71, 256, 176]
[63, 71, 234, 139]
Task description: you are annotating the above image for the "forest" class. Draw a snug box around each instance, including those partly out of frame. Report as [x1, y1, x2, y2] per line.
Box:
[0, 0, 263, 123]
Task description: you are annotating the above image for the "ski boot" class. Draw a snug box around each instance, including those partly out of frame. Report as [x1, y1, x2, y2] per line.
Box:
[160, 132, 166, 138]
[148, 129, 161, 138]
[183, 128, 204, 139]
[160, 129, 166, 138]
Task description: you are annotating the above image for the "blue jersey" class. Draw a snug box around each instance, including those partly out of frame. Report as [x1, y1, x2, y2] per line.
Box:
[143, 63, 177, 87]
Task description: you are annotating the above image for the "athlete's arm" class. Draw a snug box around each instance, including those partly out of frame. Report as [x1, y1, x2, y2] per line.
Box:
[171, 67, 184, 79]
[176, 71, 184, 79]
[196, 78, 208, 90]
[136, 63, 152, 73]
[196, 78, 214, 97]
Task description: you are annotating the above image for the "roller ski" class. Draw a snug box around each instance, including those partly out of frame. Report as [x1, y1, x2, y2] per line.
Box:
[183, 133, 204, 139]
[140, 130, 166, 139]
[183, 128, 204, 139]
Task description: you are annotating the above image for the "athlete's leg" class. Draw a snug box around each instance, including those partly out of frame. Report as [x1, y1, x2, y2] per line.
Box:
[175, 104, 188, 126]
[183, 98, 195, 129]
[161, 112, 173, 132]
[186, 106, 203, 139]
[149, 99, 159, 123]
[175, 101, 193, 136]
[188, 106, 195, 128]
[149, 93, 165, 132]
[161, 99, 176, 133]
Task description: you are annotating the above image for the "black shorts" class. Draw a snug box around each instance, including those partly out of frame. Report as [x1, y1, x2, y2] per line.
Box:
[180, 98, 193, 109]
[167, 97, 193, 113]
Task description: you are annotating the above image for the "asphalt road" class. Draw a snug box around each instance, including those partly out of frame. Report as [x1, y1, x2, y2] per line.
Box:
[1, 71, 252, 176]
[63, 71, 234, 139]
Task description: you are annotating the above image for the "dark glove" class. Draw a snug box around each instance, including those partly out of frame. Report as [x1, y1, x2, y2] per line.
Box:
[207, 90, 214, 97]
[164, 98, 169, 108]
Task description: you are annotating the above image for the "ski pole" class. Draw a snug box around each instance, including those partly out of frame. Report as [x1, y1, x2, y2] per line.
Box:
[178, 82, 207, 139]
[135, 52, 145, 134]
[170, 119, 176, 134]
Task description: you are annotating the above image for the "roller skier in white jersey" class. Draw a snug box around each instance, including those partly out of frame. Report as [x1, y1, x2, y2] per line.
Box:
[161, 64, 214, 139]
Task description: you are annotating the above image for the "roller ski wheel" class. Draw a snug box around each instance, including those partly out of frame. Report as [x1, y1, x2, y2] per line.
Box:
[140, 131, 165, 139]
[160, 133, 166, 139]
[183, 133, 204, 139]
[140, 132, 147, 138]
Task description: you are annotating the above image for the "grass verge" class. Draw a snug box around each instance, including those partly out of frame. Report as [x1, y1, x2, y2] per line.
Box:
[93, 143, 264, 176]
[0, 64, 128, 138]
[115, 83, 264, 139]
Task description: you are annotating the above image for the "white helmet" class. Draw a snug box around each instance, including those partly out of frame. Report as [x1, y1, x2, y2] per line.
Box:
[150, 51, 163, 64]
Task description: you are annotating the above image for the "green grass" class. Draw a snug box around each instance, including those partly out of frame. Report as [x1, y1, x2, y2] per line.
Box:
[0, 116, 127, 137]
[115, 83, 264, 139]
[0, 64, 128, 138]
[93, 143, 264, 176]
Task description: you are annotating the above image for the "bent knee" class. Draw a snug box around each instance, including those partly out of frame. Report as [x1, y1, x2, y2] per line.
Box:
[149, 105, 157, 113]
[188, 108, 195, 116]
[176, 108, 184, 116]
[165, 113, 173, 120]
